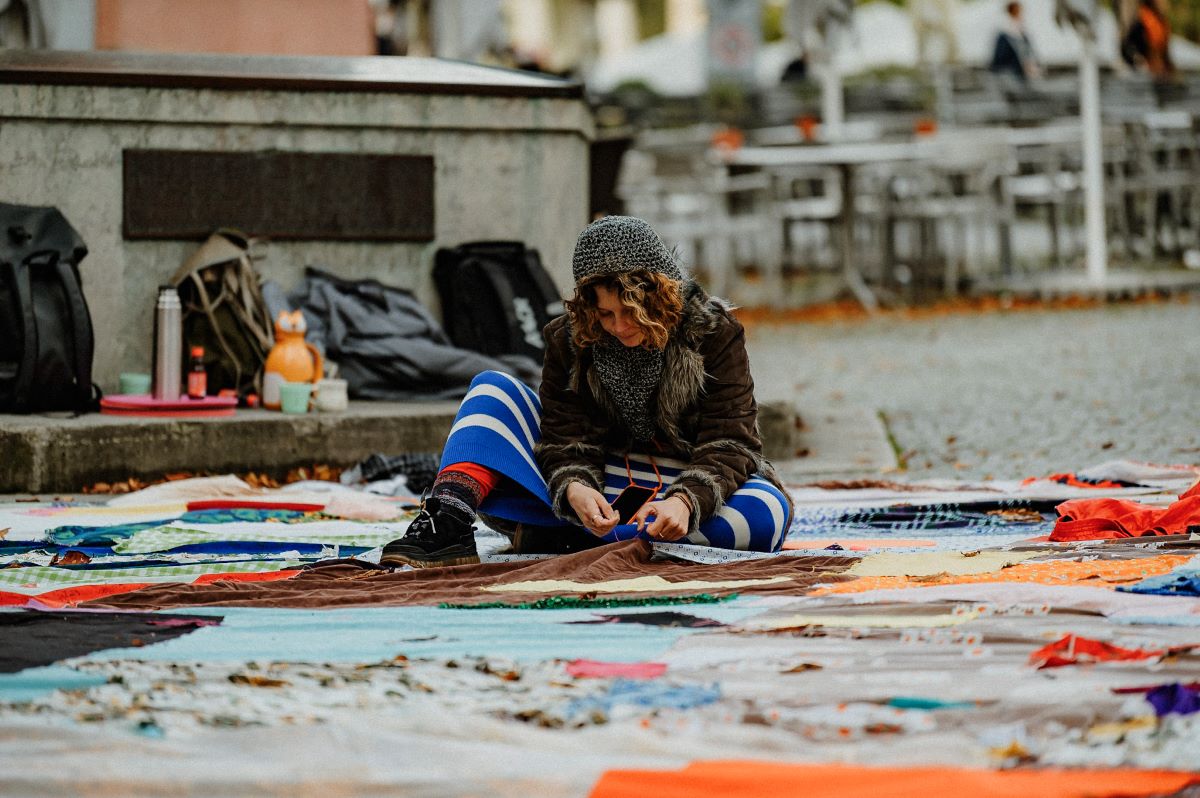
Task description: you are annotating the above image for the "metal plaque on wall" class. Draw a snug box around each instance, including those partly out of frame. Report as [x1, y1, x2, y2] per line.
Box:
[122, 149, 435, 241]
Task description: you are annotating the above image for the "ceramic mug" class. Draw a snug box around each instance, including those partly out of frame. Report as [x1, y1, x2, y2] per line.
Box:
[314, 378, 348, 412]
[119, 372, 152, 395]
[278, 381, 312, 414]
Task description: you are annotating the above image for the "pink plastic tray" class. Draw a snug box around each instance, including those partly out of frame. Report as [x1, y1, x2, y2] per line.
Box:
[100, 394, 238, 417]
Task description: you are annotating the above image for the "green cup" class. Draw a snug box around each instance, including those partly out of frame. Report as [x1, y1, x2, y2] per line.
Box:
[278, 381, 312, 414]
[119, 372, 152, 396]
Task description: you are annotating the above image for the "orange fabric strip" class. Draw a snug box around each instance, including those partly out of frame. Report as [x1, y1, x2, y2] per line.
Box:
[192, 570, 301, 585]
[590, 760, 1199, 798]
[812, 554, 1190, 596]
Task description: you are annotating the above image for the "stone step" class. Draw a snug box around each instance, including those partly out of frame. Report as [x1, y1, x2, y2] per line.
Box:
[0, 400, 894, 493]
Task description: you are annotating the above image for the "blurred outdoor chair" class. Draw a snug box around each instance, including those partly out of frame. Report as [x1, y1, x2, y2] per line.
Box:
[704, 159, 786, 305]
[1122, 110, 1200, 260]
[1100, 74, 1160, 123]
[943, 70, 1010, 126]
[617, 145, 784, 306]
[767, 164, 843, 274]
[1006, 141, 1084, 270]
[874, 131, 1013, 298]
[617, 148, 727, 287]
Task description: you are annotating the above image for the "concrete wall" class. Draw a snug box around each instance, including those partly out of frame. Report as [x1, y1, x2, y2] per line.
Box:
[0, 81, 592, 391]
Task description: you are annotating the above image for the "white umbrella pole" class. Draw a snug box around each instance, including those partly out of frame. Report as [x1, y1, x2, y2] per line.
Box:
[1079, 35, 1108, 283]
[821, 25, 844, 139]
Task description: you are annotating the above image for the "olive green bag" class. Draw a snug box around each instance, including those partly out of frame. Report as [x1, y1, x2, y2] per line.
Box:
[170, 229, 273, 399]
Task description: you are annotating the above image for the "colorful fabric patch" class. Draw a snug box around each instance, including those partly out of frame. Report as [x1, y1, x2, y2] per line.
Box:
[481, 575, 793, 595]
[437, 593, 737, 610]
[589, 761, 1200, 798]
[1145, 683, 1200, 716]
[1029, 634, 1165, 669]
[565, 660, 667, 680]
[813, 555, 1192, 596]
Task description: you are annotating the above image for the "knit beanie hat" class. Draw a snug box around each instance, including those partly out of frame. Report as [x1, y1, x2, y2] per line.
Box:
[571, 215, 683, 285]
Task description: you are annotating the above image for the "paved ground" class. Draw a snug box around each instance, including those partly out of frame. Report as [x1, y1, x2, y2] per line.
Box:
[744, 297, 1200, 481]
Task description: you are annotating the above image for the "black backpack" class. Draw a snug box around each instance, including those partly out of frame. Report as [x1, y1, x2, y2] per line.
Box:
[433, 241, 564, 364]
[0, 203, 97, 414]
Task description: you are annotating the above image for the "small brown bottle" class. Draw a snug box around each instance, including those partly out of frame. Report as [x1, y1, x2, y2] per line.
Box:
[187, 345, 207, 399]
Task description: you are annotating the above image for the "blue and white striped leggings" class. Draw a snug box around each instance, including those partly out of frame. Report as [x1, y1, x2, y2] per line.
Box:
[439, 371, 790, 552]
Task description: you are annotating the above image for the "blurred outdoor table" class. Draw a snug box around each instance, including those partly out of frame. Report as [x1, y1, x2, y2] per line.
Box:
[749, 119, 886, 146]
[720, 140, 942, 310]
[1003, 124, 1082, 147]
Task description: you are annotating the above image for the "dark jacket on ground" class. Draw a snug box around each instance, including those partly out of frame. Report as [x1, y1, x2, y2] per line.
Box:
[534, 282, 792, 536]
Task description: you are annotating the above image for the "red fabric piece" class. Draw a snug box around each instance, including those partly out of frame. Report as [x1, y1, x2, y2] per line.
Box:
[192, 570, 299, 585]
[185, 500, 325, 512]
[566, 659, 668, 680]
[1029, 634, 1163, 669]
[440, 462, 500, 497]
[0, 583, 155, 609]
[1022, 473, 1133, 490]
[1112, 681, 1200, 695]
[1181, 477, 1200, 500]
[1050, 494, 1200, 541]
[0, 570, 301, 609]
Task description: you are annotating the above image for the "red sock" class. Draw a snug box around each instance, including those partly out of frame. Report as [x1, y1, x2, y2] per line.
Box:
[430, 462, 499, 522]
[440, 463, 499, 496]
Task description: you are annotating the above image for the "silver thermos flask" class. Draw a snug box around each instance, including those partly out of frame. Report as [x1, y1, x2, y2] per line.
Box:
[152, 285, 182, 401]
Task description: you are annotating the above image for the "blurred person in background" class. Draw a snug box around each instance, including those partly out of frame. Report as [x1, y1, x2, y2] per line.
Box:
[990, 1, 1040, 83]
[1122, 0, 1175, 80]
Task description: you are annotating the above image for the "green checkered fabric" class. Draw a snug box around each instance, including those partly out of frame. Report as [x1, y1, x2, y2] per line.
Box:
[0, 560, 304, 594]
[112, 521, 409, 555]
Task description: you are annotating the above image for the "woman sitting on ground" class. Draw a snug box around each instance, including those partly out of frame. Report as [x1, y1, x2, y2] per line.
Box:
[381, 215, 793, 568]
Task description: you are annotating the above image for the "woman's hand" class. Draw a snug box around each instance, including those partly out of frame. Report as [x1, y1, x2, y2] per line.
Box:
[567, 481, 619, 536]
[632, 496, 691, 542]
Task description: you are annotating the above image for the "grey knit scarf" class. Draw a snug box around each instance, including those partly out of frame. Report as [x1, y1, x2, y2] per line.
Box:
[592, 337, 664, 443]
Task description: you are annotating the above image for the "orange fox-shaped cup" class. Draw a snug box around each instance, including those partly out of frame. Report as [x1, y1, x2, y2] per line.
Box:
[262, 310, 323, 410]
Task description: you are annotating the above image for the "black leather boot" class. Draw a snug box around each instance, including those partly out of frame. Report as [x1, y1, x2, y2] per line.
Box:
[380, 497, 479, 568]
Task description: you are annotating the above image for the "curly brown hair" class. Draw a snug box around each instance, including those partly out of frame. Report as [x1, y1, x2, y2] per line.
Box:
[566, 270, 684, 350]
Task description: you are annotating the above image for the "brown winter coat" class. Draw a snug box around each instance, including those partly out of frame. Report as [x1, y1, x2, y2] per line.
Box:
[534, 282, 791, 535]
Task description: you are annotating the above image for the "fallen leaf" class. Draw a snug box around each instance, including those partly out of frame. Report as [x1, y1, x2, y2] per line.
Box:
[228, 674, 291, 688]
[781, 663, 823, 674]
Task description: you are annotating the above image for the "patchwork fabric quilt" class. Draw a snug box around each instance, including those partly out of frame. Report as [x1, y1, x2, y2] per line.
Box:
[1, 468, 1198, 795]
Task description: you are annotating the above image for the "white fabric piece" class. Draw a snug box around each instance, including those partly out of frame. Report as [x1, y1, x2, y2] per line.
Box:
[786, 482, 1167, 510]
[804, 581, 1200, 620]
[1076, 459, 1200, 485]
[0, 503, 186, 542]
[652, 542, 859, 564]
[361, 476, 413, 497]
[105, 475, 259, 507]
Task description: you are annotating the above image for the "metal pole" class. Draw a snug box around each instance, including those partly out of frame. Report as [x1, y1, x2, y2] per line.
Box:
[821, 23, 844, 140]
[1079, 35, 1108, 283]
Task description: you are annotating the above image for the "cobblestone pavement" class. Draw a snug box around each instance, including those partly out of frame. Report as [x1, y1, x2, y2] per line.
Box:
[744, 298, 1200, 481]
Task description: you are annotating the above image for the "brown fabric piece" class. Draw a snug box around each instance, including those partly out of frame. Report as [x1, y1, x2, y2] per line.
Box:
[78, 540, 855, 610]
[535, 282, 793, 534]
